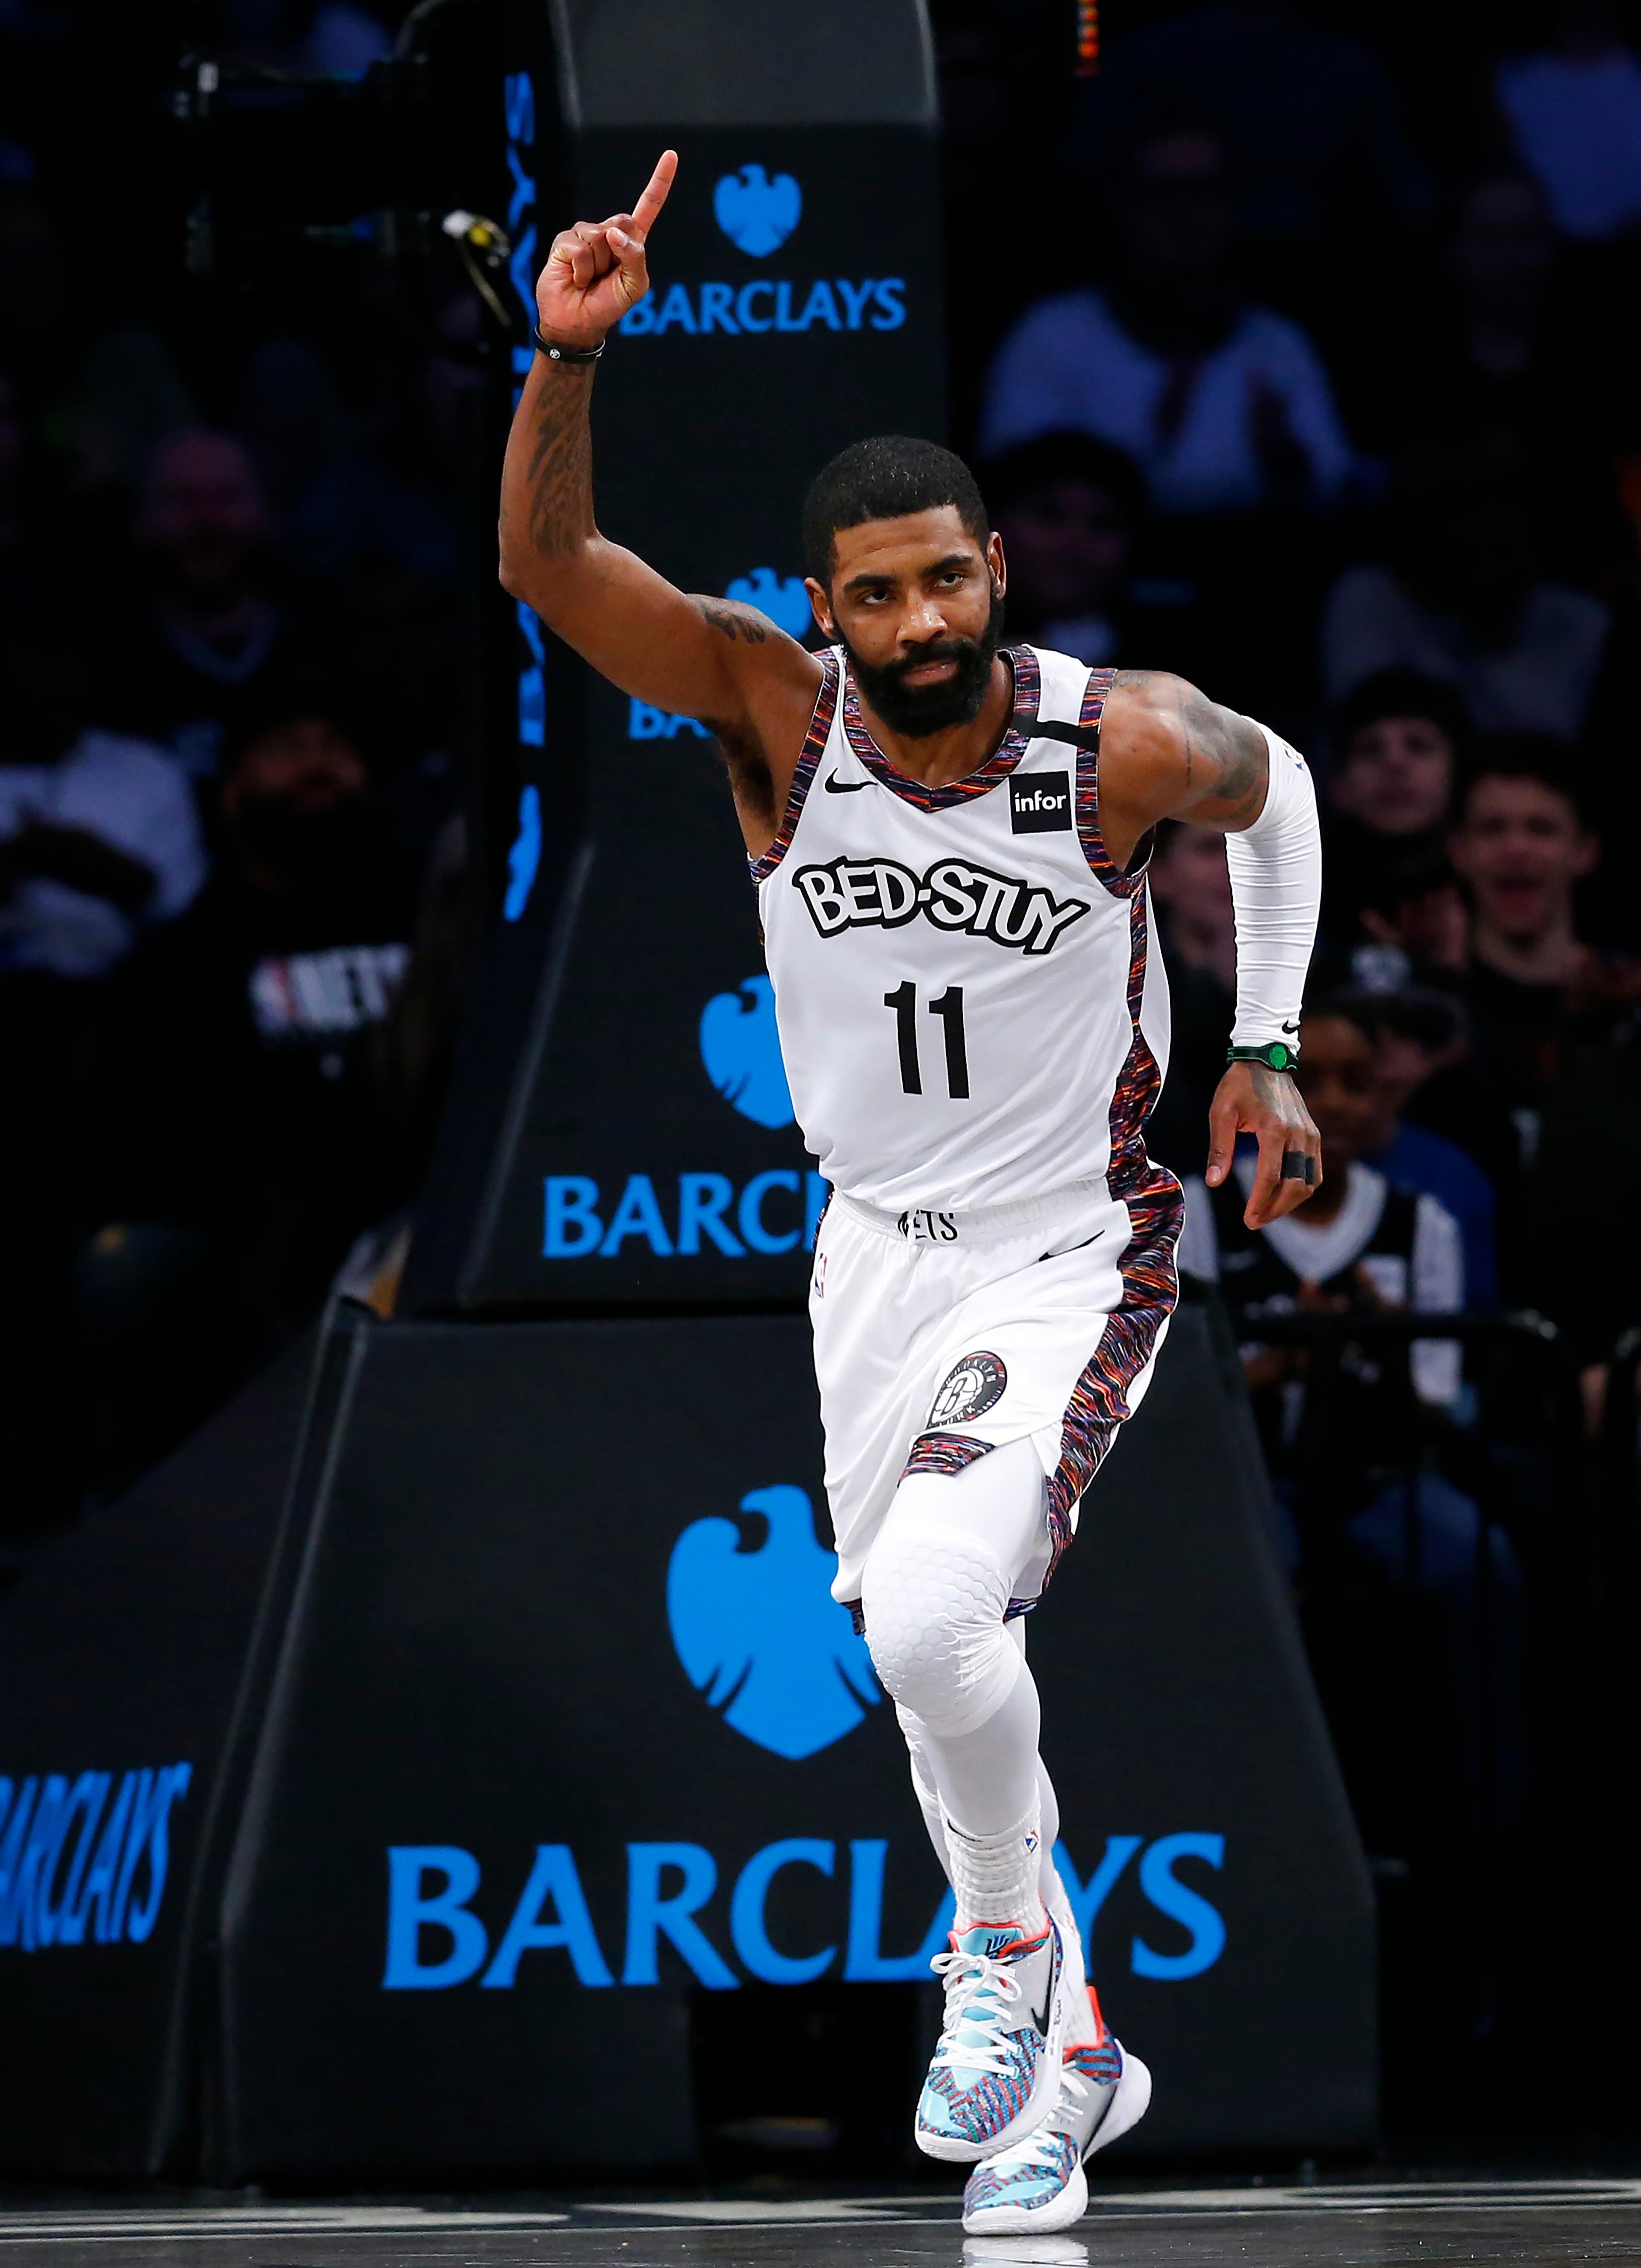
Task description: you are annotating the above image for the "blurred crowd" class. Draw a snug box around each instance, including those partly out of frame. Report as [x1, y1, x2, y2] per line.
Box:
[4, 0, 1640, 1582]
[0, 0, 475, 1529]
[951, 0, 1641, 1920]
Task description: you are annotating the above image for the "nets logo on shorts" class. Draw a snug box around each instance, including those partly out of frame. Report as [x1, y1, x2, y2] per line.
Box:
[927, 1351, 1008, 1429]
[1009, 771, 1072, 834]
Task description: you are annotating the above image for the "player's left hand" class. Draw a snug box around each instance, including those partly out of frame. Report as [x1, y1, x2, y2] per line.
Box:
[1205, 1061, 1322, 1229]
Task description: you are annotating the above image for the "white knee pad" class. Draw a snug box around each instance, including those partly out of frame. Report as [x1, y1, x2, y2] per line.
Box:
[860, 1521, 1021, 1738]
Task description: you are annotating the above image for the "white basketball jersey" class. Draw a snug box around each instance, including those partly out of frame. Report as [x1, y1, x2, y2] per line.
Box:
[756, 646, 1172, 1211]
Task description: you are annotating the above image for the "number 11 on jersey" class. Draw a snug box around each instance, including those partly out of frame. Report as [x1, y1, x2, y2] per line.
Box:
[884, 983, 970, 1099]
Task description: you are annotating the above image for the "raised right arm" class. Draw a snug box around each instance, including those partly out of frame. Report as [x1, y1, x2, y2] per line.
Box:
[497, 152, 822, 769]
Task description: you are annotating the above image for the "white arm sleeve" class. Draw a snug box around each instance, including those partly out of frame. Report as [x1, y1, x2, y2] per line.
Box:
[1224, 723, 1322, 1050]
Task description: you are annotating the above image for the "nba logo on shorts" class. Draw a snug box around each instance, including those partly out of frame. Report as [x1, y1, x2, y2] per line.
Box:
[1009, 771, 1072, 833]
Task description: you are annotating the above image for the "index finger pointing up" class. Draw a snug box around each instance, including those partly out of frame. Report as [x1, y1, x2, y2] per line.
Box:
[630, 149, 678, 240]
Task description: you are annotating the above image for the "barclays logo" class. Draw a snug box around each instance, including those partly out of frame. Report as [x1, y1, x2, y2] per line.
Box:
[381, 1830, 1227, 1991]
[543, 1169, 826, 1258]
[620, 278, 904, 338]
[714, 165, 802, 257]
[0, 1763, 193, 1953]
[699, 975, 794, 1129]
[726, 567, 811, 639]
[668, 1484, 880, 1759]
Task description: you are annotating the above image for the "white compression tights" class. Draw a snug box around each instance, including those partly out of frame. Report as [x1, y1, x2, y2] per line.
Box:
[859, 1440, 1060, 1926]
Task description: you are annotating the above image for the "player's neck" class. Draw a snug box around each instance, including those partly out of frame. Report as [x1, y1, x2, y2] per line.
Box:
[855, 656, 1016, 790]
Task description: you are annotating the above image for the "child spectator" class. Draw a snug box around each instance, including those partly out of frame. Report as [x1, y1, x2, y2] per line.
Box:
[1321, 667, 1467, 954]
[1179, 1006, 1524, 1834]
[1342, 987, 1501, 1313]
[981, 121, 1354, 517]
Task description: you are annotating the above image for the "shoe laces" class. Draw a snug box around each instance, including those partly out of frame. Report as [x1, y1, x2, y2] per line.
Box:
[996, 2066, 1093, 2167]
[928, 1946, 1027, 2078]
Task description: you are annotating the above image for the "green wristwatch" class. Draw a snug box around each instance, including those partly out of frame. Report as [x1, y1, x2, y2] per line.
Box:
[1227, 1041, 1298, 1073]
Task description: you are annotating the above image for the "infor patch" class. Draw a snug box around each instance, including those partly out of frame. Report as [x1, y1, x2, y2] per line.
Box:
[927, 1351, 1007, 1429]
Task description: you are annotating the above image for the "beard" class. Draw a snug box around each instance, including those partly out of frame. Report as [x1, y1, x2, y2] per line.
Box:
[840, 590, 1006, 738]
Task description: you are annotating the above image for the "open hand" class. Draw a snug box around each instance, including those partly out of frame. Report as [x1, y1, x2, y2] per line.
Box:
[536, 149, 677, 349]
[1205, 1060, 1322, 1229]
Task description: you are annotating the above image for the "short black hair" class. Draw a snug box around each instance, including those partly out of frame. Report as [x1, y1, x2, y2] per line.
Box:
[981, 429, 1149, 527]
[1325, 983, 1468, 1058]
[1333, 667, 1471, 758]
[802, 436, 989, 585]
[1459, 732, 1591, 828]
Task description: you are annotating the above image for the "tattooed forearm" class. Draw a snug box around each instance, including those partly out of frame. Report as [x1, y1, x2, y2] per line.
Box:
[521, 366, 596, 560]
[695, 600, 770, 644]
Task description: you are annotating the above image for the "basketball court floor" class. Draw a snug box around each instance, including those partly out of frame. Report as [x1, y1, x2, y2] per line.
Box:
[5, 2179, 1641, 2268]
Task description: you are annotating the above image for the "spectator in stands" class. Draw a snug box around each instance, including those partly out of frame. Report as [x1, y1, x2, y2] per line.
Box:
[0, 627, 203, 1524]
[1400, 168, 1571, 455]
[96, 698, 418, 1354]
[1066, 2, 1428, 271]
[1405, 744, 1639, 1281]
[1321, 668, 1467, 956]
[1375, 166, 1622, 589]
[0, 626, 204, 981]
[100, 429, 321, 789]
[984, 430, 1207, 675]
[1494, 0, 1641, 243]
[1333, 840, 1470, 998]
[1322, 425, 1618, 741]
[1448, 740, 1616, 1057]
[980, 120, 1355, 517]
[1179, 1005, 1524, 1834]
[1343, 986, 1501, 1312]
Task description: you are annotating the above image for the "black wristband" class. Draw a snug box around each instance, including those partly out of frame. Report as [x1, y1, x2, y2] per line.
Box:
[1227, 1041, 1298, 1073]
[533, 327, 605, 364]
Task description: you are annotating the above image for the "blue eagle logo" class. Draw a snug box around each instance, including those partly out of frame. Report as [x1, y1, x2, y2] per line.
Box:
[713, 164, 802, 257]
[725, 566, 812, 640]
[699, 974, 795, 1128]
[667, 1485, 882, 1760]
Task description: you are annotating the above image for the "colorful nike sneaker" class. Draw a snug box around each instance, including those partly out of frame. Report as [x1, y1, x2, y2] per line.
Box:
[914, 1915, 1067, 2162]
[961, 2007, 1153, 2233]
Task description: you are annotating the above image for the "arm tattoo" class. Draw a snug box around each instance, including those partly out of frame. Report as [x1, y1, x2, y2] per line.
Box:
[696, 599, 769, 645]
[1179, 684, 1266, 822]
[523, 368, 595, 560]
[1113, 670, 1265, 823]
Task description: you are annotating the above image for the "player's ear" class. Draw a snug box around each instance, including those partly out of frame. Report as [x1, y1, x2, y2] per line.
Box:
[987, 529, 1006, 602]
[805, 575, 837, 641]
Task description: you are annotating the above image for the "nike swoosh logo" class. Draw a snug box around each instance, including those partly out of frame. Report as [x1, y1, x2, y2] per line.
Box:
[824, 773, 870, 793]
[1280, 1020, 1300, 1034]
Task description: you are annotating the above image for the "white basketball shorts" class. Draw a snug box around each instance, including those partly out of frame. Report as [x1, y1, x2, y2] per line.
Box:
[810, 1165, 1183, 1609]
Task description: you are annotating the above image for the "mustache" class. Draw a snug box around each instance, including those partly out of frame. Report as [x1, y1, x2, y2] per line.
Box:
[880, 636, 984, 685]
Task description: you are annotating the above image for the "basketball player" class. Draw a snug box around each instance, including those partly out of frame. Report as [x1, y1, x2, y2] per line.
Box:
[499, 153, 1323, 2232]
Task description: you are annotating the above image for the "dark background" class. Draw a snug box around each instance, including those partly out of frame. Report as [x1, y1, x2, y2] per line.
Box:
[2, 0, 1641, 2171]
